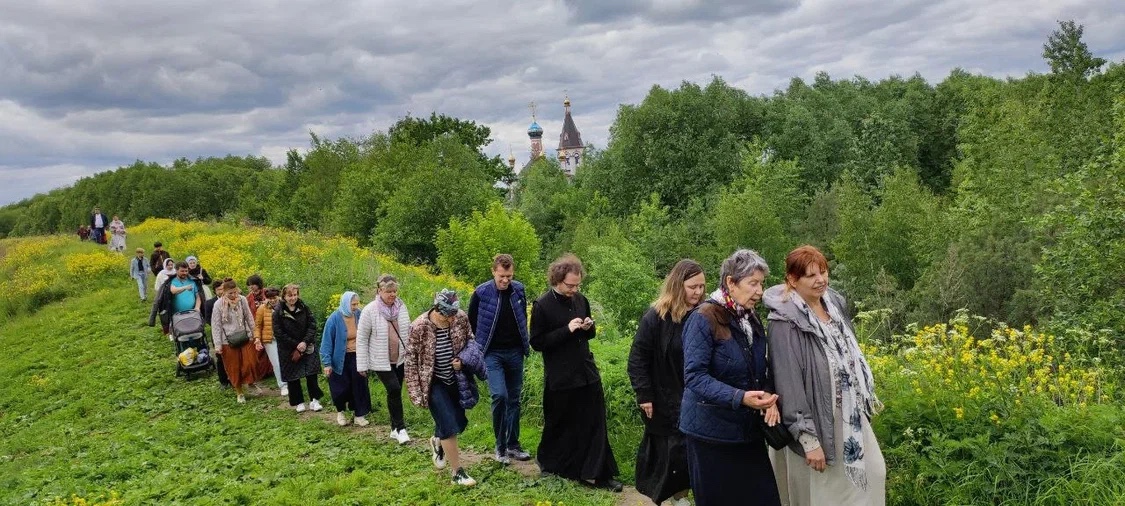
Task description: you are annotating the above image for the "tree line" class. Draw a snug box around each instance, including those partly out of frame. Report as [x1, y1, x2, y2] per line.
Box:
[3, 21, 1121, 342]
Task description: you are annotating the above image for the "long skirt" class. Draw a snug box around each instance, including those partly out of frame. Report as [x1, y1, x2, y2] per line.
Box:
[685, 436, 781, 506]
[537, 382, 618, 482]
[770, 405, 885, 506]
[221, 344, 260, 389]
[328, 352, 372, 416]
[635, 431, 689, 504]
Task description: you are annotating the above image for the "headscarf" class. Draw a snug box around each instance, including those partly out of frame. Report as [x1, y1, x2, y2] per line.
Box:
[709, 286, 758, 347]
[337, 291, 358, 318]
[432, 289, 459, 317]
[185, 256, 203, 277]
[161, 258, 175, 276]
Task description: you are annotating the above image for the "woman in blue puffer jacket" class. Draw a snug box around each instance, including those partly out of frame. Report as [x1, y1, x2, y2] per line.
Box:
[679, 249, 782, 506]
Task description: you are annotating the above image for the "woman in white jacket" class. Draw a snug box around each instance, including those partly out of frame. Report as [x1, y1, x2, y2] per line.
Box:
[357, 274, 412, 444]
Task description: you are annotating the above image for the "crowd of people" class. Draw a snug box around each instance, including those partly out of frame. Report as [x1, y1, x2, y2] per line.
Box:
[118, 220, 882, 504]
[78, 207, 128, 252]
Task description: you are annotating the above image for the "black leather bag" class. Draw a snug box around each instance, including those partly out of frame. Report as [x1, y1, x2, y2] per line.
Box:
[762, 420, 794, 450]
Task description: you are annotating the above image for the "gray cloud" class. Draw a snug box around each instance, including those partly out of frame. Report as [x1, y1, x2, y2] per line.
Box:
[1, 0, 1123, 205]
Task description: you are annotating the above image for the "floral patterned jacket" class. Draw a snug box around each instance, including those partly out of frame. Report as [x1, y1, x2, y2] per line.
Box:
[405, 309, 473, 408]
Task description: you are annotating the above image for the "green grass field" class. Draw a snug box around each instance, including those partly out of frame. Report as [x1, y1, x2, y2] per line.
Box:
[0, 233, 620, 505]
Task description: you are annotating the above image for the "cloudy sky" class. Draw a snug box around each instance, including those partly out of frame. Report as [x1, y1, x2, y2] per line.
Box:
[1, 0, 1122, 205]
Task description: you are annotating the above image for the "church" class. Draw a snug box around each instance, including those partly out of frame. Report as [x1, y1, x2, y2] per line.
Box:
[507, 96, 585, 178]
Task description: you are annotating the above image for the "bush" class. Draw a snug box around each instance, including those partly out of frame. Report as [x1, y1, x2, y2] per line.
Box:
[583, 240, 658, 337]
[436, 202, 542, 290]
[868, 312, 1123, 504]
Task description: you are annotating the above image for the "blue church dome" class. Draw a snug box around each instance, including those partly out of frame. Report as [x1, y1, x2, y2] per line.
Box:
[527, 121, 543, 135]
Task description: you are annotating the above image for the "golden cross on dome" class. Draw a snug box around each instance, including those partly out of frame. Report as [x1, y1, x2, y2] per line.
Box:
[528, 101, 538, 121]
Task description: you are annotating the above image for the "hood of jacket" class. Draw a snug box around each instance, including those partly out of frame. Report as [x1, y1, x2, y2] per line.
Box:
[764, 284, 848, 334]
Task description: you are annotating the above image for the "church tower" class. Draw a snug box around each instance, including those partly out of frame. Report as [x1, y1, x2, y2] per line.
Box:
[528, 102, 544, 161]
[557, 95, 584, 177]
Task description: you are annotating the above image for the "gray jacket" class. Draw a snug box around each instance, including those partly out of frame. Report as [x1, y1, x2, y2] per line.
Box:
[763, 284, 851, 465]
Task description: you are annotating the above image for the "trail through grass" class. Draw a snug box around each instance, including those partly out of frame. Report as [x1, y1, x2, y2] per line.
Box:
[0, 275, 626, 505]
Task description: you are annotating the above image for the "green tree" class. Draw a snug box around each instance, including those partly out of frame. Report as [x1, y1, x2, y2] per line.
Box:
[513, 158, 571, 248]
[370, 136, 500, 263]
[390, 112, 514, 187]
[1033, 92, 1125, 336]
[586, 77, 749, 215]
[584, 239, 658, 335]
[435, 201, 542, 288]
[1042, 20, 1107, 80]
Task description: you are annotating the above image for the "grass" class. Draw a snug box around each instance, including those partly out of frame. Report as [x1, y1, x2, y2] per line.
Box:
[0, 235, 618, 505]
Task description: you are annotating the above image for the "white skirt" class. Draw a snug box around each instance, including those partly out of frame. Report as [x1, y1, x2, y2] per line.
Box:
[771, 405, 886, 505]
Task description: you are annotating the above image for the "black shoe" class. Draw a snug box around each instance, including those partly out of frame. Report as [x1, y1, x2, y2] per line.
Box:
[506, 446, 532, 461]
[220, 383, 232, 390]
[594, 478, 623, 493]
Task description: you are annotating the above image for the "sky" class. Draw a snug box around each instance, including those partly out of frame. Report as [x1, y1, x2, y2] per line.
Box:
[1, 0, 1123, 206]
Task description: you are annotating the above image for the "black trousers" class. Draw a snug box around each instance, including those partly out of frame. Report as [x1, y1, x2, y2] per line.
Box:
[287, 374, 323, 406]
[214, 354, 231, 386]
[375, 364, 406, 430]
[328, 352, 372, 416]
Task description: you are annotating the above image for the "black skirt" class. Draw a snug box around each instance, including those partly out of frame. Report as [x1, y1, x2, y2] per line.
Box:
[684, 435, 781, 506]
[537, 382, 619, 482]
[635, 431, 689, 504]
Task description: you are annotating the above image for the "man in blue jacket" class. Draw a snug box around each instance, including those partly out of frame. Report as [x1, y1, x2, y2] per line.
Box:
[468, 254, 532, 464]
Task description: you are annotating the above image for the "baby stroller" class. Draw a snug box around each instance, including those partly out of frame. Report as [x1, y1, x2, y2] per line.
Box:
[171, 310, 214, 379]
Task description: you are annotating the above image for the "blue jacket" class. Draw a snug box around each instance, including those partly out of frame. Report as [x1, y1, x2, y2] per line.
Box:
[321, 292, 361, 374]
[470, 280, 530, 355]
[679, 301, 773, 444]
[456, 339, 488, 409]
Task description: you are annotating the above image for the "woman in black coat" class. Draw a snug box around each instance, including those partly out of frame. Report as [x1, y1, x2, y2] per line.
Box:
[273, 284, 324, 412]
[530, 254, 622, 493]
[628, 259, 706, 506]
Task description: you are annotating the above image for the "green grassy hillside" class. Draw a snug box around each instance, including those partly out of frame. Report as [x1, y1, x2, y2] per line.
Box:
[3, 220, 1123, 505]
[0, 222, 621, 505]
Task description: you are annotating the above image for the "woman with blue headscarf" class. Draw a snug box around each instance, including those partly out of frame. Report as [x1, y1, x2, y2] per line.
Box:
[321, 291, 372, 426]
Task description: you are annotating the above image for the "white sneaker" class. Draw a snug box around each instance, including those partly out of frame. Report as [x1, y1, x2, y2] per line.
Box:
[167, 334, 174, 342]
[280, 386, 289, 397]
[337, 412, 348, 426]
[295, 403, 307, 413]
[451, 467, 476, 487]
[309, 399, 323, 412]
[354, 416, 369, 427]
[494, 450, 511, 465]
[430, 436, 446, 469]
[393, 428, 411, 445]
[236, 394, 246, 404]
[672, 498, 692, 506]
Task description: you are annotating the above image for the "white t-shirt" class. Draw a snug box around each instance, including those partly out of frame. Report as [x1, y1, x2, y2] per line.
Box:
[94, 214, 104, 228]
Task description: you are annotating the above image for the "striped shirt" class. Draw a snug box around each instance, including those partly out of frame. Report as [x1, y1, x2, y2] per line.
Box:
[433, 327, 455, 385]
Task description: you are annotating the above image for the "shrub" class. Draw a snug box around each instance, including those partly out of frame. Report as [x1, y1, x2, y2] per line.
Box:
[869, 312, 1122, 504]
[436, 202, 541, 290]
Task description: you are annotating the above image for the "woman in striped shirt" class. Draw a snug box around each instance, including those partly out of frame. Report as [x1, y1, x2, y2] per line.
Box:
[405, 289, 477, 487]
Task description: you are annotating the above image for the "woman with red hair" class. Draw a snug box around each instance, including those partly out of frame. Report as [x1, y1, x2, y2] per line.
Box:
[764, 245, 885, 505]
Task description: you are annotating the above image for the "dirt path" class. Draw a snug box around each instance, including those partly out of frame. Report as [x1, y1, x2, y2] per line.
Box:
[253, 385, 651, 506]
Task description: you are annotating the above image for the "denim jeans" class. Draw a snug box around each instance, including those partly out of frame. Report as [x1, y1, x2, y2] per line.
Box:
[133, 275, 147, 300]
[484, 347, 525, 453]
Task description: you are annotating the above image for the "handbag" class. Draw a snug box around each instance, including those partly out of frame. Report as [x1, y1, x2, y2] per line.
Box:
[224, 301, 251, 348]
[762, 419, 794, 450]
[227, 330, 250, 348]
[290, 348, 302, 363]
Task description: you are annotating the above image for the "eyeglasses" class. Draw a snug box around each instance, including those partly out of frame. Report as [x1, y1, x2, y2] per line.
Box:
[562, 281, 581, 290]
